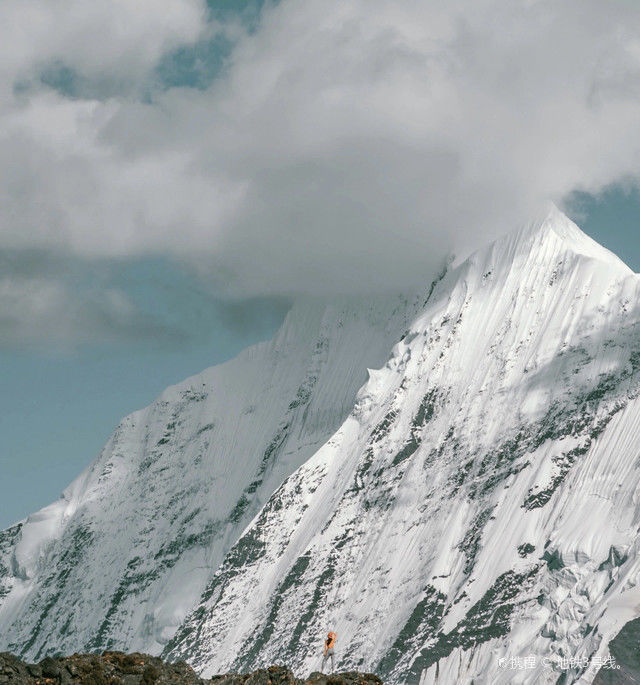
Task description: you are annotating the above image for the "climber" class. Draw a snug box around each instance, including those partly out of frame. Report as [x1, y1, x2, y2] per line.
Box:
[321, 631, 337, 673]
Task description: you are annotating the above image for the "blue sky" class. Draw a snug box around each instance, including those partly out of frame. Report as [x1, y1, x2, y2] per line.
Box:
[1, 0, 640, 528]
[566, 187, 640, 270]
[0, 280, 287, 528]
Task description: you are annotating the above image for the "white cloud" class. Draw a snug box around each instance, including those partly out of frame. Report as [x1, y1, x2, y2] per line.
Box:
[0, 0, 207, 95]
[0, 273, 174, 349]
[1, 0, 640, 311]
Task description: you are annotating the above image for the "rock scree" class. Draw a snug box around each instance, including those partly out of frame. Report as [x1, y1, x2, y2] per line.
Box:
[0, 651, 384, 684]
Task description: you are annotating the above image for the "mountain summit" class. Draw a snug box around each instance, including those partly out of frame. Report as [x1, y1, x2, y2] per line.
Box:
[2, 210, 640, 684]
[525, 204, 631, 272]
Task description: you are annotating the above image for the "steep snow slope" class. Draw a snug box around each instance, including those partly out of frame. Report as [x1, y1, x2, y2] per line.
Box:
[0, 294, 425, 661]
[165, 209, 640, 685]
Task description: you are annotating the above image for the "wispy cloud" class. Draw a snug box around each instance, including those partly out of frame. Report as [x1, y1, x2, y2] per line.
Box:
[0, 251, 183, 349]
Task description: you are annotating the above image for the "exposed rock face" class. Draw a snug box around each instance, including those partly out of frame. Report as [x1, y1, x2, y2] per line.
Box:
[0, 651, 202, 684]
[592, 617, 640, 684]
[210, 669, 383, 685]
[0, 652, 383, 685]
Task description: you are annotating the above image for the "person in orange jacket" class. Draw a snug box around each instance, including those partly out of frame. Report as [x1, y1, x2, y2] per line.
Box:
[321, 631, 337, 673]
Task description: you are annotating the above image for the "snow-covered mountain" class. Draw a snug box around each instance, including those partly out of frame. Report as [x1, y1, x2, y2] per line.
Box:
[2, 208, 639, 685]
[163, 209, 640, 684]
[0, 293, 424, 660]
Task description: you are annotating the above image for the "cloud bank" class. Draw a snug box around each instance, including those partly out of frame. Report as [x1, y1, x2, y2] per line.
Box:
[0, 250, 184, 348]
[2, 0, 640, 342]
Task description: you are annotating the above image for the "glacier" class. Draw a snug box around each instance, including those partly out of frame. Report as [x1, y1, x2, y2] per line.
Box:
[2, 207, 640, 685]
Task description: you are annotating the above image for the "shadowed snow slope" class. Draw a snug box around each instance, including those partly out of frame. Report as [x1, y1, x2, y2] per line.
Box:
[0, 292, 424, 659]
[163, 209, 640, 685]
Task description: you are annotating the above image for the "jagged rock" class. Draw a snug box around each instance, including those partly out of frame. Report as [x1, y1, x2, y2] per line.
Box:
[0, 653, 383, 684]
[210, 665, 298, 685]
[304, 671, 382, 684]
[0, 652, 31, 683]
[0, 652, 202, 684]
[592, 615, 640, 684]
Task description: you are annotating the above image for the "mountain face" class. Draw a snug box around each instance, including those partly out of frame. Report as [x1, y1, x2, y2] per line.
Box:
[2, 209, 640, 685]
[163, 209, 640, 684]
[0, 293, 423, 660]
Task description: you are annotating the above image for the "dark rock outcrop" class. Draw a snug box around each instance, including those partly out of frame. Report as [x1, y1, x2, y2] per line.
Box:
[0, 652, 383, 684]
[592, 615, 640, 684]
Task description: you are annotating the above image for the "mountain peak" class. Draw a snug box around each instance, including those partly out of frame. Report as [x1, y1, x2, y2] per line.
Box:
[525, 204, 632, 273]
[453, 204, 634, 282]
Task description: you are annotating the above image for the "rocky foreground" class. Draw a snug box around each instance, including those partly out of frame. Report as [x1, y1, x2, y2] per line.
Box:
[0, 652, 383, 685]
